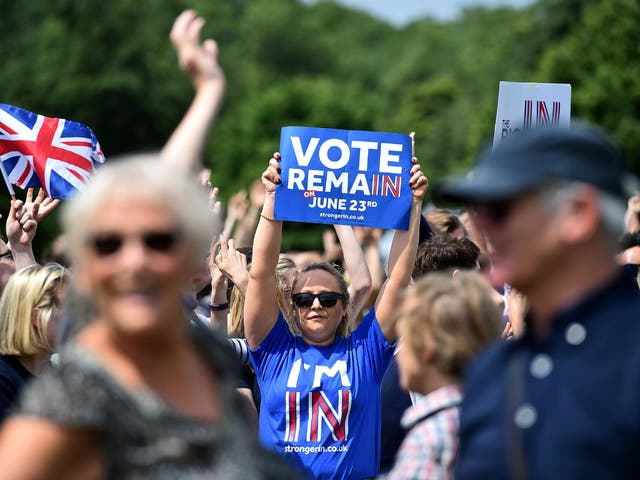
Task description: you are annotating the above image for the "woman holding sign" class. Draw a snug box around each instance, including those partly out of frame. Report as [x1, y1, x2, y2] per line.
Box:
[244, 151, 428, 479]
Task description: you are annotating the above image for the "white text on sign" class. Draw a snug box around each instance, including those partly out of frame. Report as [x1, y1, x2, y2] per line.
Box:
[287, 136, 403, 197]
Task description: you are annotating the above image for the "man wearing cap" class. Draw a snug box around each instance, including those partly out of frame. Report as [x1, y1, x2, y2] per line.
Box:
[434, 124, 640, 479]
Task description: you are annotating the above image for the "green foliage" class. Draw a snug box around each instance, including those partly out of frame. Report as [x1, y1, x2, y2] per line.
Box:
[0, 0, 637, 255]
[537, 0, 640, 172]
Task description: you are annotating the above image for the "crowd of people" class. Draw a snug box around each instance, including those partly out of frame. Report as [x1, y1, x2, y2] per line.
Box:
[0, 8, 637, 480]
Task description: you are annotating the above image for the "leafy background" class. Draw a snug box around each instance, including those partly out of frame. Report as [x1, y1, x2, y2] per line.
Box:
[1, 0, 638, 252]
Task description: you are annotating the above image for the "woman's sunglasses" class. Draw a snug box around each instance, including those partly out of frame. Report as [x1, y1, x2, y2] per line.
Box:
[88, 230, 181, 257]
[292, 292, 344, 309]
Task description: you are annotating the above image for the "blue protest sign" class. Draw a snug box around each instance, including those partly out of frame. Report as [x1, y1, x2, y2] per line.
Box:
[275, 126, 413, 230]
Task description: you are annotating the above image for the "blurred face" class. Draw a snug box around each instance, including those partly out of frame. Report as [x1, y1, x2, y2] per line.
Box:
[292, 269, 346, 346]
[396, 296, 430, 394]
[46, 282, 67, 350]
[0, 241, 15, 294]
[78, 197, 191, 335]
[469, 191, 563, 292]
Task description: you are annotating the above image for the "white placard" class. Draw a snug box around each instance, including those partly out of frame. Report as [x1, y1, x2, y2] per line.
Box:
[493, 81, 571, 149]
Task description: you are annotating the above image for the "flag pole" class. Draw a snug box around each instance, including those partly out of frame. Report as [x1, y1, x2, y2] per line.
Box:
[0, 161, 16, 201]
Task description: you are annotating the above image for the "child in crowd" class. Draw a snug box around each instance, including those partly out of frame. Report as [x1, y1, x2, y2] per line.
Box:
[384, 271, 502, 479]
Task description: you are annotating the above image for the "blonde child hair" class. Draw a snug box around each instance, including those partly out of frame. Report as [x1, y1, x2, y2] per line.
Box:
[401, 270, 502, 379]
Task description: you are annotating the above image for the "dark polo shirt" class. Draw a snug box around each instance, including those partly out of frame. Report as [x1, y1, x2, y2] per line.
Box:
[456, 270, 640, 479]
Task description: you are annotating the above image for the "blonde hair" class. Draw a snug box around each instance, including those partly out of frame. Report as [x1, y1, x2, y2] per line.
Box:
[425, 209, 466, 237]
[276, 256, 298, 333]
[227, 255, 298, 337]
[401, 271, 502, 379]
[227, 285, 244, 338]
[0, 263, 68, 355]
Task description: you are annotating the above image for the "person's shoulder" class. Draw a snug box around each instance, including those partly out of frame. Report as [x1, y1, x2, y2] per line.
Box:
[348, 307, 392, 348]
[0, 356, 31, 382]
[18, 344, 119, 427]
[470, 337, 510, 366]
[463, 338, 512, 386]
[594, 271, 640, 328]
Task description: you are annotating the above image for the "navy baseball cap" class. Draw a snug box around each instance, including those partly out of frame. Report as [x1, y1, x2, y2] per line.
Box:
[433, 124, 636, 203]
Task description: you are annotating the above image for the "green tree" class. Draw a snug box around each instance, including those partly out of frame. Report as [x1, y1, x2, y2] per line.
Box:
[537, 0, 640, 173]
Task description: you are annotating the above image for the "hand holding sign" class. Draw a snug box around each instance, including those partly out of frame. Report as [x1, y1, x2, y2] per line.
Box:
[407, 131, 429, 201]
[409, 155, 429, 201]
[261, 152, 282, 195]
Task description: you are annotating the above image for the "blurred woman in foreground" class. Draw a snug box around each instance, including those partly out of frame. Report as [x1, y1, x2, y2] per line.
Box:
[0, 158, 300, 479]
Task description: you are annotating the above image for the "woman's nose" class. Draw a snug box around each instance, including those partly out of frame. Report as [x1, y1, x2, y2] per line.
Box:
[117, 239, 152, 270]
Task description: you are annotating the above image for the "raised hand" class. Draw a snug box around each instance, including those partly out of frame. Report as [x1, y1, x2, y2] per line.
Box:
[214, 237, 249, 295]
[228, 191, 249, 222]
[261, 152, 282, 194]
[170, 9, 225, 92]
[354, 226, 383, 245]
[6, 199, 37, 247]
[162, 10, 226, 170]
[5, 198, 38, 268]
[209, 239, 227, 288]
[25, 188, 61, 222]
[409, 156, 429, 201]
[249, 178, 266, 208]
[322, 229, 342, 263]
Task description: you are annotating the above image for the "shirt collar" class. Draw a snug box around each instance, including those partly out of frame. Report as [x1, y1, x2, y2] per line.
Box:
[401, 384, 462, 429]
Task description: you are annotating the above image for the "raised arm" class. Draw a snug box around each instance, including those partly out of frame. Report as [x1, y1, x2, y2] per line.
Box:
[375, 157, 428, 342]
[222, 191, 248, 240]
[6, 198, 38, 270]
[161, 9, 226, 171]
[243, 153, 283, 349]
[354, 226, 385, 311]
[234, 179, 266, 249]
[333, 224, 372, 323]
[5, 188, 61, 270]
[208, 239, 230, 330]
[215, 238, 249, 296]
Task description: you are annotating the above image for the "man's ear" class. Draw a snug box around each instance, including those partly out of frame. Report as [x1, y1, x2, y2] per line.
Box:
[560, 186, 601, 245]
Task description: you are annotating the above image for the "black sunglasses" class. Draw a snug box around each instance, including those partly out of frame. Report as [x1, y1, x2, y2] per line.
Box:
[89, 230, 181, 257]
[292, 292, 344, 309]
[470, 200, 514, 225]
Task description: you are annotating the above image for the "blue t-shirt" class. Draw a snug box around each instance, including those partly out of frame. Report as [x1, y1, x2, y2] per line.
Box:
[249, 309, 395, 480]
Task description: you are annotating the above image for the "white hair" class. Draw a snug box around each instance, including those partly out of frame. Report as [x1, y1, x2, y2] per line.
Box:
[540, 180, 626, 251]
[61, 157, 215, 270]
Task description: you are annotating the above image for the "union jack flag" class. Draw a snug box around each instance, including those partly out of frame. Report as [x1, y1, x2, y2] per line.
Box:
[0, 104, 104, 199]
